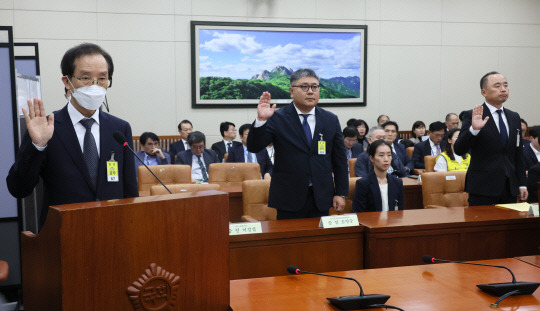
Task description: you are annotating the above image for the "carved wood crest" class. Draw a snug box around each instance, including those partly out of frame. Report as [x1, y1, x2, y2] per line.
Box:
[127, 263, 180, 310]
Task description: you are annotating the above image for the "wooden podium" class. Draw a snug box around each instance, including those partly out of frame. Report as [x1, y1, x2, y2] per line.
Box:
[20, 191, 230, 311]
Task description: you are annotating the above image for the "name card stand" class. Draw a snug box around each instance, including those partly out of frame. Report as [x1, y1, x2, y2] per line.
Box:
[319, 214, 360, 229]
[229, 222, 263, 235]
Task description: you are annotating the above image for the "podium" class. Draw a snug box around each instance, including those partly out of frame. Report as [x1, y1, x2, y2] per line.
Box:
[21, 191, 230, 311]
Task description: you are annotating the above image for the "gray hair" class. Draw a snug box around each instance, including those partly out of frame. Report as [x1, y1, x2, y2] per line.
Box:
[290, 68, 319, 84]
[368, 126, 384, 138]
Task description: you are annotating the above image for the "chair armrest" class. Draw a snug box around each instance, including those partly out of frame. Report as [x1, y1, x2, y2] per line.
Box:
[413, 169, 425, 175]
[241, 215, 259, 222]
[424, 205, 447, 209]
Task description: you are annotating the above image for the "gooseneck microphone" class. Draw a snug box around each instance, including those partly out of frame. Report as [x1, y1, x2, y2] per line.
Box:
[286, 265, 395, 310]
[422, 255, 540, 307]
[113, 131, 172, 194]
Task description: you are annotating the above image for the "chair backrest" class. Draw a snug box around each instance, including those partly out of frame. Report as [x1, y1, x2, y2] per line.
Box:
[348, 158, 357, 177]
[138, 165, 191, 196]
[241, 179, 276, 221]
[208, 163, 261, 187]
[421, 171, 468, 208]
[150, 183, 221, 195]
[0, 260, 8, 282]
[406, 147, 414, 159]
[424, 155, 438, 172]
[330, 177, 360, 215]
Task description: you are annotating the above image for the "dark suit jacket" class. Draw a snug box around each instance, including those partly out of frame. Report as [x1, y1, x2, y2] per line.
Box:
[454, 103, 526, 197]
[526, 162, 540, 203]
[523, 144, 538, 170]
[175, 149, 219, 180]
[7, 105, 138, 228]
[412, 138, 446, 169]
[247, 102, 348, 213]
[211, 140, 242, 162]
[348, 142, 363, 159]
[226, 144, 273, 176]
[354, 149, 409, 178]
[393, 142, 414, 171]
[352, 170, 404, 212]
[168, 140, 187, 164]
[134, 150, 171, 177]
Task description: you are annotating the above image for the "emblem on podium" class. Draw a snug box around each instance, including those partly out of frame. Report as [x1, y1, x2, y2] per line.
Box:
[127, 263, 180, 310]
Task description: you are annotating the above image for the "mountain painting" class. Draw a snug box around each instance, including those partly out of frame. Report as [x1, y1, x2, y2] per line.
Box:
[192, 22, 367, 107]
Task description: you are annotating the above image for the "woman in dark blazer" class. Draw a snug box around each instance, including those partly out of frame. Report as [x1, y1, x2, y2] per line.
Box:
[353, 140, 404, 212]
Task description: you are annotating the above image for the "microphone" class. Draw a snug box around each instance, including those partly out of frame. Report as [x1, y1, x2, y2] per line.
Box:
[113, 131, 172, 194]
[287, 265, 390, 310]
[422, 255, 540, 306]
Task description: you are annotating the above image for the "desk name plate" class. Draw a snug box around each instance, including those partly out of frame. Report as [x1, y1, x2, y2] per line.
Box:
[229, 222, 263, 235]
[319, 214, 359, 228]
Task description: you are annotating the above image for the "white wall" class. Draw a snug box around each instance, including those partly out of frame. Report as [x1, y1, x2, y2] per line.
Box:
[1, 0, 539, 145]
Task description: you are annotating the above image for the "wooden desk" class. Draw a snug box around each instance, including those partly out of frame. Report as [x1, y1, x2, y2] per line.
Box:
[516, 255, 540, 268]
[358, 206, 540, 269]
[220, 185, 243, 222]
[230, 258, 540, 311]
[401, 177, 423, 209]
[229, 217, 364, 280]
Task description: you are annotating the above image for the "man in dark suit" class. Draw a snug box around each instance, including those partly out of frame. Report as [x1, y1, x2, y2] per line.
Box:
[227, 124, 272, 176]
[211, 121, 242, 162]
[354, 127, 409, 178]
[523, 125, 540, 170]
[343, 126, 363, 160]
[134, 132, 171, 178]
[382, 121, 413, 173]
[526, 162, 540, 203]
[412, 121, 446, 169]
[168, 120, 192, 164]
[176, 131, 219, 183]
[454, 71, 527, 205]
[247, 68, 348, 220]
[7, 43, 138, 230]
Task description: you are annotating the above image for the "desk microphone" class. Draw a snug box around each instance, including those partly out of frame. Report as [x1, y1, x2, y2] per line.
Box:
[422, 255, 540, 307]
[113, 131, 172, 194]
[286, 265, 391, 310]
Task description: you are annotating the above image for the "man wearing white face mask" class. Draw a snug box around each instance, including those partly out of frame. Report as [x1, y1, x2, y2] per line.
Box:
[7, 43, 139, 231]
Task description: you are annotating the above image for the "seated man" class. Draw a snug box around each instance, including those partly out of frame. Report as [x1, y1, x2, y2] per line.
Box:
[412, 121, 446, 169]
[524, 125, 540, 170]
[354, 127, 409, 178]
[211, 121, 242, 162]
[343, 126, 363, 160]
[527, 162, 540, 203]
[134, 132, 171, 177]
[227, 123, 273, 176]
[445, 112, 460, 131]
[176, 131, 219, 183]
[168, 119, 192, 164]
[382, 121, 413, 173]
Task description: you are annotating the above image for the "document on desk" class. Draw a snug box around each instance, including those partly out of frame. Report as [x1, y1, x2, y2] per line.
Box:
[495, 202, 532, 213]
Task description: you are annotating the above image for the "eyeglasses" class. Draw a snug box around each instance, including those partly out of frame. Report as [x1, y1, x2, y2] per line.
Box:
[72, 76, 112, 87]
[291, 84, 320, 92]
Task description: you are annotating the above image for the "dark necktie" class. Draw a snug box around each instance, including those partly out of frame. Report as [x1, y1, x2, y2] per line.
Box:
[301, 114, 312, 146]
[80, 118, 99, 191]
[227, 142, 232, 152]
[496, 110, 508, 146]
[197, 155, 208, 182]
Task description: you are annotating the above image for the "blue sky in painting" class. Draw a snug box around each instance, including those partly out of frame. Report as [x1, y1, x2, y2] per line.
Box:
[198, 28, 362, 80]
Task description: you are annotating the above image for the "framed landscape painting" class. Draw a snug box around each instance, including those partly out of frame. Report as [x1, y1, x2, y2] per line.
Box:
[191, 21, 367, 108]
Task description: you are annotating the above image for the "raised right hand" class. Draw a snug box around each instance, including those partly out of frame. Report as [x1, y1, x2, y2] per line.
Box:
[471, 104, 489, 131]
[256, 91, 276, 122]
[22, 98, 54, 148]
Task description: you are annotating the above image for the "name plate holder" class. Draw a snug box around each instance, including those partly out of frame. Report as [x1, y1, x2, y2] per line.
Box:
[529, 204, 539, 217]
[229, 222, 263, 235]
[319, 214, 359, 228]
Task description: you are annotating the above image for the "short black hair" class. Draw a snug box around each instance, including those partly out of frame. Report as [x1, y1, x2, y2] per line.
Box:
[219, 121, 235, 138]
[140, 132, 159, 145]
[480, 71, 500, 89]
[458, 110, 466, 122]
[353, 119, 369, 130]
[187, 131, 205, 146]
[239, 123, 252, 137]
[343, 126, 358, 138]
[529, 126, 540, 139]
[61, 43, 114, 80]
[377, 115, 389, 123]
[368, 140, 392, 158]
[411, 121, 426, 138]
[346, 118, 357, 127]
[290, 68, 319, 84]
[382, 120, 399, 132]
[429, 121, 445, 132]
[178, 120, 193, 131]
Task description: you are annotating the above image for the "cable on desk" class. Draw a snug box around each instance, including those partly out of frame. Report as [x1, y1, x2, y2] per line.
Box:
[369, 304, 405, 311]
[490, 290, 520, 308]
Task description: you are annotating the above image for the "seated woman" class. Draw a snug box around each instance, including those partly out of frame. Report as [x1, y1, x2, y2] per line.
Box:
[403, 121, 426, 148]
[352, 140, 404, 212]
[434, 128, 471, 172]
[353, 119, 370, 153]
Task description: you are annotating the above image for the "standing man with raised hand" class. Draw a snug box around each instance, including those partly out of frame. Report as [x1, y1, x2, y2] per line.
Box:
[6, 43, 138, 230]
[247, 68, 348, 220]
[454, 71, 527, 205]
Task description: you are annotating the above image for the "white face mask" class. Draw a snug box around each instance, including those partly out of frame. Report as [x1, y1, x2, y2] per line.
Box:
[68, 79, 106, 111]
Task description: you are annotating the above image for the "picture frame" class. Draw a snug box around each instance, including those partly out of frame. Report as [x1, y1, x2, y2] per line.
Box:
[191, 21, 367, 108]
